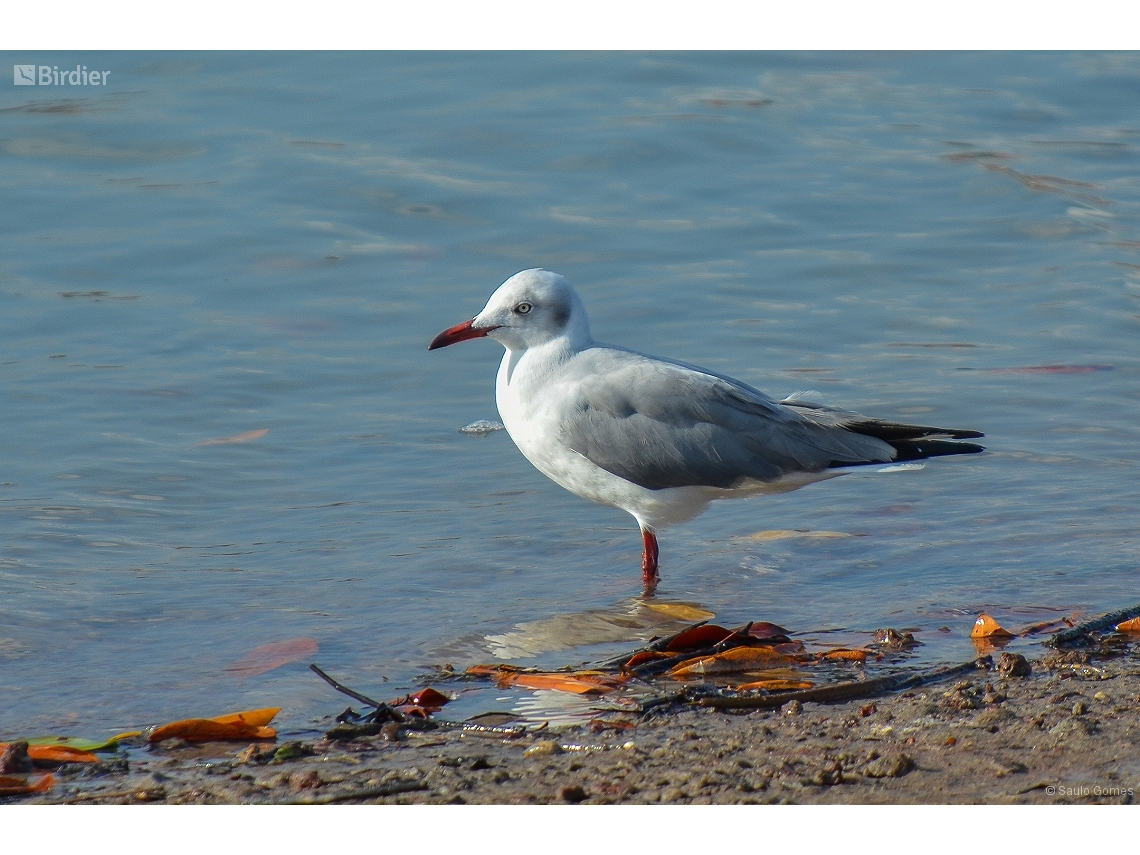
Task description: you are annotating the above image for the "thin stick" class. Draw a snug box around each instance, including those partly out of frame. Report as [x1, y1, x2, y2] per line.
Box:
[697, 658, 982, 710]
[1047, 602, 1140, 647]
[309, 663, 405, 720]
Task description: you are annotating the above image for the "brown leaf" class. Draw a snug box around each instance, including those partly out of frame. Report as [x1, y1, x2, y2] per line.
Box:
[820, 648, 869, 663]
[1116, 616, 1140, 632]
[148, 707, 280, 743]
[623, 651, 670, 668]
[0, 773, 54, 795]
[748, 622, 792, 640]
[663, 624, 733, 651]
[225, 637, 320, 681]
[495, 671, 626, 695]
[669, 646, 794, 677]
[391, 687, 451, 713]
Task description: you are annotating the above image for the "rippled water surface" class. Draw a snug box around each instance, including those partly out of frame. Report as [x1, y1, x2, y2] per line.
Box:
[2, 52, 1138, 736]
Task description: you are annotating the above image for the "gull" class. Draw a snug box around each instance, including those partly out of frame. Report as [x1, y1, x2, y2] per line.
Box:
[429, 269, 983, 591]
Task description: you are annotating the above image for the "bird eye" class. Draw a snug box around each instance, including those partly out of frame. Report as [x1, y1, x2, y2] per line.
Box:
[515, 302, 532, 314]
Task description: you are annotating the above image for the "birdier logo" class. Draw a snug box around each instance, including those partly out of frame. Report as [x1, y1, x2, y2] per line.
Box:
[13, 64, 110, 86]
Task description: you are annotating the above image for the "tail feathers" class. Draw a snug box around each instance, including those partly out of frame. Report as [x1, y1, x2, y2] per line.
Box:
[843, 419, 983, 443]
[886, 437, 985, 462]
[829, 420, 984, 468]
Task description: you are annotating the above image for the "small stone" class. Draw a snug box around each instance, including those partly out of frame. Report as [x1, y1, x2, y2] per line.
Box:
[781, 700, 803, 716]
[859, 703, 877, 717]
[1072, 700, 1087, 716]
[997, 652, 1031, 678]
[863, 753, 915, 779]
[1093, 691, 1108, 702]
[944, 736, 957, 746]
[524, 739, 563, 758]
[0, 741, 33, 774]
[468, 756, 492, 771]
[289, 770, 323, 792]
[561, 784, 588, 803]
[380, 722, 404, 741]
[873, 628, 919, 649]
[809, 760, 844, 786]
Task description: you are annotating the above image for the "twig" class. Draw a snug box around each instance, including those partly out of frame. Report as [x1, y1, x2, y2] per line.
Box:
[1047, 602, 1140, 648]
[309, 663, 407, 722]
[697, 658, 983, 710]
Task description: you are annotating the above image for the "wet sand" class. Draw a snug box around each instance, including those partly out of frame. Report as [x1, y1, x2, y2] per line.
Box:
[17, 644, 1140, 805]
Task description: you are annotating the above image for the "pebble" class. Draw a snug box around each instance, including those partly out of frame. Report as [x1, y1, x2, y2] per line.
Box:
[524, 740, 563, 758]
[862, 753, 915, 779]
[998, 652, 1031, 678]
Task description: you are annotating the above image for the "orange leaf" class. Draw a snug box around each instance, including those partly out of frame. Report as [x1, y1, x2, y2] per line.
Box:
[210, 707, 280, 727]
[1116, 616, 1140, 632]
[495, 671, 625, 695]
[0, 773, 54, 795]
[624, 651, 670, 668]
[970, 614, 1014, 639]
[735, 679, 814, 692]
[669, 646, 793, 677]
[28, 745, 100, 764]
[149, 708, 280, 743]
[820, 648, 869, 663]
[195, 428, 269, 447]
[225, 638, 320, 681]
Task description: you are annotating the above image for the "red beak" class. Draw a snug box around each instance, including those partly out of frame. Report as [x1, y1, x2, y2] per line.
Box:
[428, 319, 499, 351]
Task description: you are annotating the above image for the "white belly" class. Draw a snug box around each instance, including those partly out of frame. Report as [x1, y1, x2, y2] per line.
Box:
[493, 349, 838, 531]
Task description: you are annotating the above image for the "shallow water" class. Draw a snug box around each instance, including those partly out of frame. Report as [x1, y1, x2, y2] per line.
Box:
[2, 51, 1138, 737]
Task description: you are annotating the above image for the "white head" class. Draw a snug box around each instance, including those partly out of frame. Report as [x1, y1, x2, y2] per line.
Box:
[429, 269, 593, 353]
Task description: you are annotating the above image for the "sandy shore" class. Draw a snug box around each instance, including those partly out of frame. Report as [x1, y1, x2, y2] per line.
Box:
[12, 639, 1139, 806]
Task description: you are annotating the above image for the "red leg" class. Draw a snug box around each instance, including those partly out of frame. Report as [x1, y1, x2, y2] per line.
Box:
[641, 527, 660, 592]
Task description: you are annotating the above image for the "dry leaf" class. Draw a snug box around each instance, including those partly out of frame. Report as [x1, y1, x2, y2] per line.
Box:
[225, 637, 320, 681]
[820, 648, 869, 663]
[642, 602, 715, 621]
[970, 614, 1014, 639]
[148, 707, 280, 743]
[664, 624, 733, 652]
[391, 687, 451, 712]
[669, 646, 793, 677]
[624, 651, 670, 668]
[0, 744, 101, 765]
[1116, 616, 1140, 632]
[748, 621, 792, 639]
[495, 671, 625, 695]
[0, 773, 54, 795]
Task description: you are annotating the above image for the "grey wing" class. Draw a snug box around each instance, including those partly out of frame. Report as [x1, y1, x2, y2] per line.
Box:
[558, 352, 894, 491]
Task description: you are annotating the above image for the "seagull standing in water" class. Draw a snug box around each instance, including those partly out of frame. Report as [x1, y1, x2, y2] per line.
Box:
[430, 269, 983, 592]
